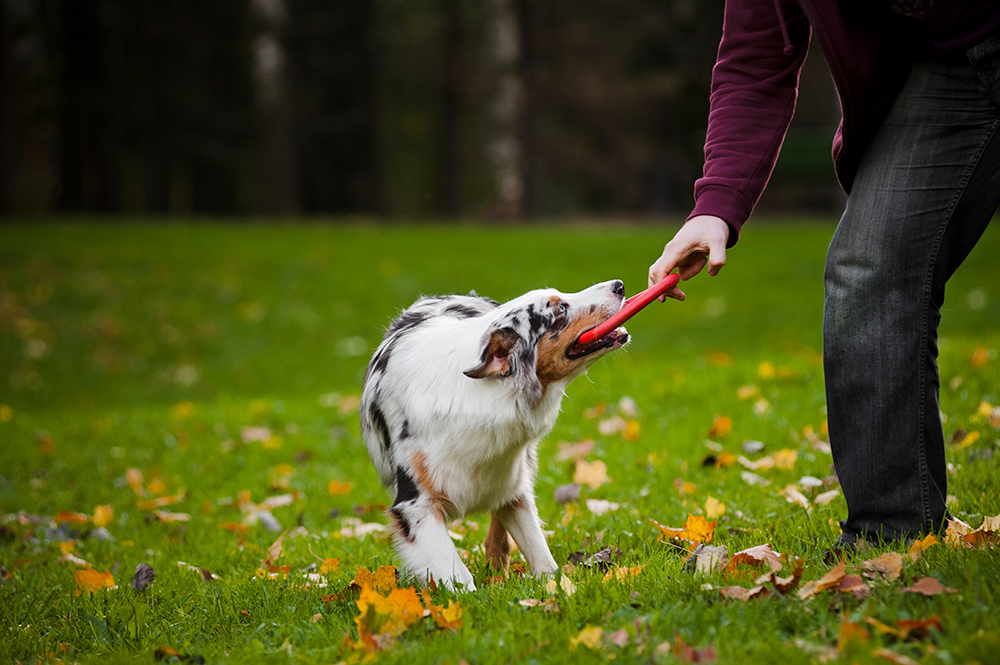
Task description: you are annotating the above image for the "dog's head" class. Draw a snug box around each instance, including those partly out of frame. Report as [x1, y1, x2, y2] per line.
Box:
[463, 280, 629, 403]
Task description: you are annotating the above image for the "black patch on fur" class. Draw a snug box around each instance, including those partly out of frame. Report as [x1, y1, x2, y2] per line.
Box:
[388, 506, 413, 540]
[387, 310, 431, 336]
[370, 404, 392, 453]
[444, 303, 485, 319]
[369, 344, 392, 375]
[400, 420, 411, 440]
[393, 466, 420, 505]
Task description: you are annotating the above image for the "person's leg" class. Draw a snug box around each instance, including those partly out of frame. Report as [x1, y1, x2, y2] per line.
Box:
[824, 38, 1000, 543]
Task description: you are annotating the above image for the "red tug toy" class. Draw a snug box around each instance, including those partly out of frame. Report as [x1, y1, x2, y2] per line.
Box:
[576, 272, 681, 346]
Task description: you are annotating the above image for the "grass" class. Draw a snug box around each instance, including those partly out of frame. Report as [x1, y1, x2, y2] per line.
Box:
[1, 219, 998, 665]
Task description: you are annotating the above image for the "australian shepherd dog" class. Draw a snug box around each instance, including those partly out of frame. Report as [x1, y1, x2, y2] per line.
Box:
[360, 280, 629, 590]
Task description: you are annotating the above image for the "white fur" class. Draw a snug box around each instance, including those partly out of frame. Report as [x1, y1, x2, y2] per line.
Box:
[360, 280, 628, 590]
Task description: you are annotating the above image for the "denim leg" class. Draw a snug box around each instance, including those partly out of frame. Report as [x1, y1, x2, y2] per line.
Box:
[824, 39, 1000, 542]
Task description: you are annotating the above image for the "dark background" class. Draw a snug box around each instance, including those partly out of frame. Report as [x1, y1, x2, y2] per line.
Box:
[0, 0, 843, 220]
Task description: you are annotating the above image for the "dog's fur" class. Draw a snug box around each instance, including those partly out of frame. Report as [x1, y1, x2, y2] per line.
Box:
[359, 280, 629, 590]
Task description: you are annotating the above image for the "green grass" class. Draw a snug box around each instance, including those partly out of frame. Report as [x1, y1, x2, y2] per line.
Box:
[1, 219, 999, 665]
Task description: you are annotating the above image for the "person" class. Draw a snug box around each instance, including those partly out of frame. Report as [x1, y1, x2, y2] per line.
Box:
[648, 1, 1000, 548]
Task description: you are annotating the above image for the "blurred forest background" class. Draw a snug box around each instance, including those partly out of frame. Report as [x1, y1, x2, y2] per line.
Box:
[0, 0, 844, 220]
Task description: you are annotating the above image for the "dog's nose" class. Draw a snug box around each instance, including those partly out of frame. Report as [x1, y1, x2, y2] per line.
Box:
[611, 280, 625, 297]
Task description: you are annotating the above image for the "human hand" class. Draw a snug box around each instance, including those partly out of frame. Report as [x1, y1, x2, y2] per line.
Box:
[648, 215, 729, 301]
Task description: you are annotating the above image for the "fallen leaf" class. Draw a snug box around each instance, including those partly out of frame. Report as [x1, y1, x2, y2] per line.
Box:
[773, 449, 798, 470]
[813, 489, 840, 506]
[651, 515, 716, 545]
[798, 559, 846, 599]
[719, 585, 768, 601]
[339, 518, 387, 539]
[74, 568, 117, 595]
[92, 504, 114, 528]
[320, 558, 340, 574]
[136, 494, 185, 510]
[836, 574, 870, 598]
[602, 566, 644, 584]
[727, 543, 783, 573]
[556, 440, 596, 462]
[554, 483, 581, 504]
[862, 552, 903, 582]
[704, 496, 726, 520]
[683, 544, 730, 575]
[585, 498, 620, 516]
[907, 534, 938, 561]
[707, 416, 732, 438]
[353, 566, 397, 594]
[328, 480, 353, 496]
[569, 626, 603, 650]
[873, 648, 920, 665]
[421, 590, 463, 630]
[543, 575, 577, 596]
[607, 628, 632, 648]
[153, 510, 190, 523]
[56, 511, 90, 525]
[837, 616, 869, 649]
[574, 460, 611, 489]
[779, 485, 811, 511]
[902, 577, 956, 596]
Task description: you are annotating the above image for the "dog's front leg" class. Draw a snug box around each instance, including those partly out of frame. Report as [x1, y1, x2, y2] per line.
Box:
[495, 495, 558, 577]
[388, 499, 476, 591]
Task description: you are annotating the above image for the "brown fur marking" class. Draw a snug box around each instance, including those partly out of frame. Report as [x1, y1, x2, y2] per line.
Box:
[535, 308, 608, 389]
[411, 451, 456, 521]
[484, 512, 512, 573]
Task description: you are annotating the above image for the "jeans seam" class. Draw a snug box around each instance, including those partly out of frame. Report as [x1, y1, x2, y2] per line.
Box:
[917, 117, 999, 533]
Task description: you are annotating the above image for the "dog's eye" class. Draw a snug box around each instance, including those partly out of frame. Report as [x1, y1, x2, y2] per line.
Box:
[556, 301, 569, 316]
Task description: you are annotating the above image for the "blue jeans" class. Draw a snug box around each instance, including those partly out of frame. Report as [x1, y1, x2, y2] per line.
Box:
[824, 35, 1000, 542]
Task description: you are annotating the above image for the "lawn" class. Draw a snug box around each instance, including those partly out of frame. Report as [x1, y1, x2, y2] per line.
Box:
[1, 220, 998, 665]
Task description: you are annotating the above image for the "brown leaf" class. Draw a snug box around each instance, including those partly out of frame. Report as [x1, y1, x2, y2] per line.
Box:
[797, 559, 846, 600]
[837, 616, 869, 649]
[754, 557, 803, 594]
[727, 543, 783, 573]
[267, 531, 287, 564]
[683, 544, 730, 575]
[836, 574, 870, 598]
[719, 585, 768, 601]
[707, 416, 732, 438]
[902, 577, 956, 596]
[862, 552, 903, 581]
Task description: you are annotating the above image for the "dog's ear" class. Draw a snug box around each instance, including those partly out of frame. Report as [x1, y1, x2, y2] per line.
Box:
[464, 327, 520, 379]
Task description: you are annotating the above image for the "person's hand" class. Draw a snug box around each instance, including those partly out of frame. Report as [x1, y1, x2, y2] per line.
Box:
[648, 215, 730, 301]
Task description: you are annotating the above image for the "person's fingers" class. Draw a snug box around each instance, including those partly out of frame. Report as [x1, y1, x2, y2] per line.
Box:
[706, 238, 727, 276]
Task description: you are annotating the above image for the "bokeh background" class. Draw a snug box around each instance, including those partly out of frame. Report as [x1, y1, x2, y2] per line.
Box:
[1, 0, 844, 221]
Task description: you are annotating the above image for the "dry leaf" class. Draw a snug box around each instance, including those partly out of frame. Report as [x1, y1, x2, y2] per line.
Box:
[320, 558, 340, 574]
[727, 543, 783, 573]
[328, 480, 353, 496]
[707, 416, 732, 438]
[705, 496, 726, 520]
[683, 544, 730, 575]
[92, 504, 114, 527]
[585, 498, 620, 516]
[902, 577, 956, 596]
[754, 557, 803, 594]
[353, 566, 397, 594]
[780, 485, 811, 511]
[602, 566, 644, 584]
[574, 459, 611, 489]
[74, 568, 116, 595]
[813, 489, 840, 506]
[131, 563, 156, 591]
[862, 552, 903, 582]
[569, 626, 603, 650]
[719, 585, 768, 601]
[873, 648, 920, 665]
[651, 515, 716, 545]
[773, 449, 798, 470]
[837, 616, 869, 649]
[836, 574, 870, 598]
[907, 534, 938, 561]
[556, 440, 596, 462]
[798, 559, 847, 599]
[543, 575, 577, 596]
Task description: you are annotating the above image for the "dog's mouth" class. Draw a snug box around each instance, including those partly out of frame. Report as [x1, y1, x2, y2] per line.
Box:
[566, 326, 630, 360]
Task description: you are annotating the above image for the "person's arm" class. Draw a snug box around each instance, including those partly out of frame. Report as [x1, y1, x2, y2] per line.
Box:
[650, 0, 812, 297]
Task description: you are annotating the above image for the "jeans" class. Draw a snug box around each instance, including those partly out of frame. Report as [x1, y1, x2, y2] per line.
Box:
[824, 34, 1000, 542]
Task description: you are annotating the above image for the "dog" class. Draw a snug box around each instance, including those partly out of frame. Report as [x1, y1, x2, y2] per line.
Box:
[359, 279, 629, 590]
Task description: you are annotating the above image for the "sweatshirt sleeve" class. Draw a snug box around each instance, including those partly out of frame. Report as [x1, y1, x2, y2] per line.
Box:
[689, 0, 812, 247]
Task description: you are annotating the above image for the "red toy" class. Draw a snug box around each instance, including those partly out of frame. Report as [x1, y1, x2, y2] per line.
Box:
[576, 272, 681, 345]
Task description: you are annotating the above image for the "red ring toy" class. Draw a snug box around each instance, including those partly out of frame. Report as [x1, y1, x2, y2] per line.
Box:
[576, 272, 681, 345]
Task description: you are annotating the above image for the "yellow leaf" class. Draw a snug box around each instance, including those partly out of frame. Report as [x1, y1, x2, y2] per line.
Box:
[971, 346, 990, 368]
[758, 361, 775, 379]
[74, 568, 116, 595]
[907, 534, 938, 561]
[328, 480, 353, 496]
[773, 449, 798, 470]
[737, 385, 760, 400]
[92, 504, 114, 528]
[320, 558, 340, 575]
[715, 451, 737, 468]
[170, 401, 196, 420]
[623, 420, 641, 441]
[569, 626, 603, 650]
[953, 430, 980, 449]
[573, 460, 610, 489]
[602, 566, 644, 583]
[705, 496, 726, 520]
[353, 566, 397, 594]
[707, 416, 732, 438]
[543, 575, 577, 596]
[126, 468, 145, 496]
[651, 514, 716, 545]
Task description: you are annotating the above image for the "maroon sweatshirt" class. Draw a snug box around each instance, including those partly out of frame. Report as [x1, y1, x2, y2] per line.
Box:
[690, 0, 918, 247]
